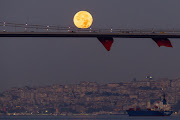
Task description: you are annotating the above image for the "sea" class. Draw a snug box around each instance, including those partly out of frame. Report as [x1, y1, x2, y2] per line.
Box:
[0, 115, 179, 120]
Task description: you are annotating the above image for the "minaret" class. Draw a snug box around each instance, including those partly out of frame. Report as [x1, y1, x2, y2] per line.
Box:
[163, 93, 167, 105]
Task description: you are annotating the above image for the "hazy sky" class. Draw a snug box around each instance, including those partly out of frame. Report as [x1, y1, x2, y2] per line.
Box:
[0, 0, 180, 91]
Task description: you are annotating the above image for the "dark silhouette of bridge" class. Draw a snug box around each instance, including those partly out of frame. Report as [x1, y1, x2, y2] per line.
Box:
[1, 21, 180, 51]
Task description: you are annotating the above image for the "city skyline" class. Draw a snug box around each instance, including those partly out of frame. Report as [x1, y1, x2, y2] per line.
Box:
[0, 77, 179, 115]
[1, 0, 180, 92]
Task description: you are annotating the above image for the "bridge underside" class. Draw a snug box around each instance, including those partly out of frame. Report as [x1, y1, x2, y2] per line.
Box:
[0, 32, 180, 51]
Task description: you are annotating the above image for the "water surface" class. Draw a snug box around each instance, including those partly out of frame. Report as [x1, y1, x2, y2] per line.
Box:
[0, 115, 179, 120]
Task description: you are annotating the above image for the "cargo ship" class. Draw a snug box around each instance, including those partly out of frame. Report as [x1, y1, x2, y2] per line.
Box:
[126, 93, 173, 116]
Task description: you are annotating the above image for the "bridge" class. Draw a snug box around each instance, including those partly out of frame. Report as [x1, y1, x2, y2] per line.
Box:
[1, 21, 180, 51]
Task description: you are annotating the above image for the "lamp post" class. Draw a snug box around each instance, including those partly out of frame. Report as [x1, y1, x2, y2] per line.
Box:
[3, 16, 17, 32]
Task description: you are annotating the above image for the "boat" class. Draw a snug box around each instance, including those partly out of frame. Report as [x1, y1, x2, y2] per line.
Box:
[126, 93, 173, 116]
[127, 110, 173, 116]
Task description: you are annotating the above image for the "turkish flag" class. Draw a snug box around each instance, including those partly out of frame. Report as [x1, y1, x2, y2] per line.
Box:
[97, 37, 114, 51]
[152, 38, 173, 47]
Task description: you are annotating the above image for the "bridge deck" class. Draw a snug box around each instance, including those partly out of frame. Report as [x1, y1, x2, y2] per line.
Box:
[1, 32, 180, 38]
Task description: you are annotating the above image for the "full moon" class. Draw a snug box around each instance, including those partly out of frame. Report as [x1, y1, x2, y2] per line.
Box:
[73, 11, 93, 29]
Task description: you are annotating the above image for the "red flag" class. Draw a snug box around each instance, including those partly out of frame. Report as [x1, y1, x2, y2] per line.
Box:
[97, 37, 114, 51]
[152, 38, 173, 47]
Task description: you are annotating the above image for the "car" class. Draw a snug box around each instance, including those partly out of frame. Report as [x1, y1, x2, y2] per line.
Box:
[68, 30, 75, 33]
[160, 32, 165, 34]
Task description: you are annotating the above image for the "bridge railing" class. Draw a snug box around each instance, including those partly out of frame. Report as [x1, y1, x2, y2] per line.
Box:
[1, 21, 180, 34]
